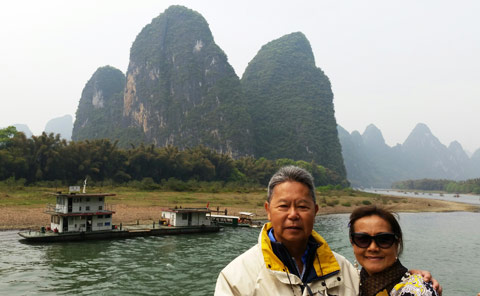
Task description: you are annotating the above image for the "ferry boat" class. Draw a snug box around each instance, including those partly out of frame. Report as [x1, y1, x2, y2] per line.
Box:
[208, 211, 262, 228]
[238, 211, 262, 228]
[208, 214, 250, 227]
[18, 186, 221, 243]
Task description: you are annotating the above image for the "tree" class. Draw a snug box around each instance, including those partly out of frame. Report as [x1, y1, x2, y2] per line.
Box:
[0, 126, 18, 148]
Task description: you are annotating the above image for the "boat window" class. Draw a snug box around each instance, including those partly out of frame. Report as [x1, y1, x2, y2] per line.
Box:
[86, 198, 90, 202]
[98, 206, 103, 210]
[105, 222, 110, 226]
[86, 206, 90, 211]
[98, 215, 103, 219]
[105, 214, 111, 218]
[52, 216, 60, 224]
[98, 197, 103, 202]
[79, 206, 82, 211]
[182, 213, 188, 220]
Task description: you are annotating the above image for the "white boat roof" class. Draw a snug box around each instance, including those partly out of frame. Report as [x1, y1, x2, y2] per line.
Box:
[209, 214, 240, 219]
[238, 212, 255, 216]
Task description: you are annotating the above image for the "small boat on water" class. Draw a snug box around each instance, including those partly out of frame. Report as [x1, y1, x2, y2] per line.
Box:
[238, 212, 262, 228]
[208, 214, 250, 227]
[18, 186, 220, 243]
[207, 211, 262, 228]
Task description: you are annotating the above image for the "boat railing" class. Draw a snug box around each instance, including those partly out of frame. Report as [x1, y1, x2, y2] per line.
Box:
[45, 204, 58, 214]
[45, 203, 115, 214]
[103, 203, 115, 212]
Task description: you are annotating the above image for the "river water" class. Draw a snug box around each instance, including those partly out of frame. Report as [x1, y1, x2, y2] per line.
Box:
[1, 212, 479, 295]
[363, 188, 480, 205]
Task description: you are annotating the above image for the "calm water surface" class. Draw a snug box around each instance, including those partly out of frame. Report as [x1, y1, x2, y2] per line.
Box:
[1, 212, 479, 295]
[363, 188, 480, 205]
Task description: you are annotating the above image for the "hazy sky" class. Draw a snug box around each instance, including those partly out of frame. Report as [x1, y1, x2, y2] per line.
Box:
[1, 1, 479, 152]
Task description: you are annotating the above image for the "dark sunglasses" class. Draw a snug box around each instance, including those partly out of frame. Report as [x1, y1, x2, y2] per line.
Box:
[351, 232, 398, 249]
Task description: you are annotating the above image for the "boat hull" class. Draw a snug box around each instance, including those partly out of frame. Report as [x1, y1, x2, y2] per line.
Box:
[18, 225, 221, 243]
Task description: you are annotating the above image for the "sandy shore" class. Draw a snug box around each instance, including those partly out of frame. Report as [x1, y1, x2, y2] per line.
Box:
[1, 195, 477, 231]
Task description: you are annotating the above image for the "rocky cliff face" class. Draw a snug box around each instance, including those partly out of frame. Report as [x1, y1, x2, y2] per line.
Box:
[241, 32, 346, 178]
[72, 65, 125, 141]
[123, 5, 253, 156]
[70, 6, 348, 181]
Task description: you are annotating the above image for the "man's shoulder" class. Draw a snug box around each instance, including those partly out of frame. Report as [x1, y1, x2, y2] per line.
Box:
[331, 250, 353, 266]
[222, 243, 262, 274]
[215, 243, 265, 295]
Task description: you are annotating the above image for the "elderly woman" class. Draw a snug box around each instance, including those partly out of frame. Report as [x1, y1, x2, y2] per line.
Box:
[349, 206, 438, 296]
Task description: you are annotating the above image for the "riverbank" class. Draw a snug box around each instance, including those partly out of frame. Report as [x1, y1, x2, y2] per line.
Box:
[0, 188, 477, 230]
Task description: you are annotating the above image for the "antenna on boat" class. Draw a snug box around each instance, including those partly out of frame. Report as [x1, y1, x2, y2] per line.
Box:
[83, 178, 87, 193]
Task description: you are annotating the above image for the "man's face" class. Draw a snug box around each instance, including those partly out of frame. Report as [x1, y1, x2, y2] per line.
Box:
[265, 181, 318, 245]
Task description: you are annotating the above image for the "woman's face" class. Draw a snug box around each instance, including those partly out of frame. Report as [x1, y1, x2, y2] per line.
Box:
[351, 215, 399, 275]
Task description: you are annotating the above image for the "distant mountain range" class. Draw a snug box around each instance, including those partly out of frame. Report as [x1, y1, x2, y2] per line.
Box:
[5, 5, 479, 187]
[70, 5, 346, 178]
[8, 115, 72, 140]
[45, 115, 73, 140]
[338, 123, 480, 188]
[10, 118, 478, 188]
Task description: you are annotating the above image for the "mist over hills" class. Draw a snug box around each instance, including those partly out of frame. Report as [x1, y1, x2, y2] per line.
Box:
[45, 115, 73, 140]
[70, 5, 346, 178]
[339, 123, 480, 188]
[12, 124, 33, 138]
[5, 5, 477, 187]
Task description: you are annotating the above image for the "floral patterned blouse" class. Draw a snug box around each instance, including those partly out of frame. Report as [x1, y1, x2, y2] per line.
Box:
[389, 273, 438, 296]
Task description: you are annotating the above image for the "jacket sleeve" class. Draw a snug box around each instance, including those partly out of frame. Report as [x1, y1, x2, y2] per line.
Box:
[333, 252, 360, 295]
[214, 245, 260, 296]
[214, 270, 241, 296]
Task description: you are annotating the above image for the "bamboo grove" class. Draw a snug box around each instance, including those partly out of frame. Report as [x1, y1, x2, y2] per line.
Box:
[0, 127, 346, 189]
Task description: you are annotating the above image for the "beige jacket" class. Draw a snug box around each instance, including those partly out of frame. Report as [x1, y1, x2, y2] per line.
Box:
[215, 223, 359, 296]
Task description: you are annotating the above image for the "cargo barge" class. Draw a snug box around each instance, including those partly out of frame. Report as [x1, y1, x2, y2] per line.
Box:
[18, 187, 220, 243]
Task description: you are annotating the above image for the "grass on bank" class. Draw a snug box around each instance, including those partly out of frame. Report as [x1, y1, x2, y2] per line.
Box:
[0, 183, 410, 211]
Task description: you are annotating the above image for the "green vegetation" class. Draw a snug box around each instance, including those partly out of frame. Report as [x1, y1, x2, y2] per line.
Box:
[122, 5, 254, 156]
[71, 8, 348, 181]
[0, 184, 408, 213]
[241, 32, 346, 178]
[0, 127, 345, 187]
[72, 65, 127, 144]
[392, 178, 480, 194]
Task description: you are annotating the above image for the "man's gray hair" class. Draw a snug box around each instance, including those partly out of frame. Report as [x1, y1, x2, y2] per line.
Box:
[267, 165, 316, 204]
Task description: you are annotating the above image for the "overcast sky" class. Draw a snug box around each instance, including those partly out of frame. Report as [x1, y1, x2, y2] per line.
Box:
[1, 0, 479, 152]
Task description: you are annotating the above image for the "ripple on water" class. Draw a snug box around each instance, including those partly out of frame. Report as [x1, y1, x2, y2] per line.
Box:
[3, 213, 478, 295]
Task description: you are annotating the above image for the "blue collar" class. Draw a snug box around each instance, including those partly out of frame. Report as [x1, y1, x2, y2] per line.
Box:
[267, 228, 310, 277]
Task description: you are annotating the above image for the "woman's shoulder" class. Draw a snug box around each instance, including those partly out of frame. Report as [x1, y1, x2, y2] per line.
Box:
[390, 273, 439, 296]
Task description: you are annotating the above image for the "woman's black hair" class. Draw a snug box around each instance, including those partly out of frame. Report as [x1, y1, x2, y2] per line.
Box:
[348, 205, 404, 255]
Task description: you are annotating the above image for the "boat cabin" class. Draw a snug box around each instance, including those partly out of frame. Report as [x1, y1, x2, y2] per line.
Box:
[161, 208, 212, 227]
[208, 214, 246, 227]
[46, 190, 116, 233]
[238, 212, 255, 224]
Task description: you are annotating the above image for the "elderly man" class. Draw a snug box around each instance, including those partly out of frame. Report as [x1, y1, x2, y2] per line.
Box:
[215, 165, 441, 296]
[215, 165, 358, 295]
